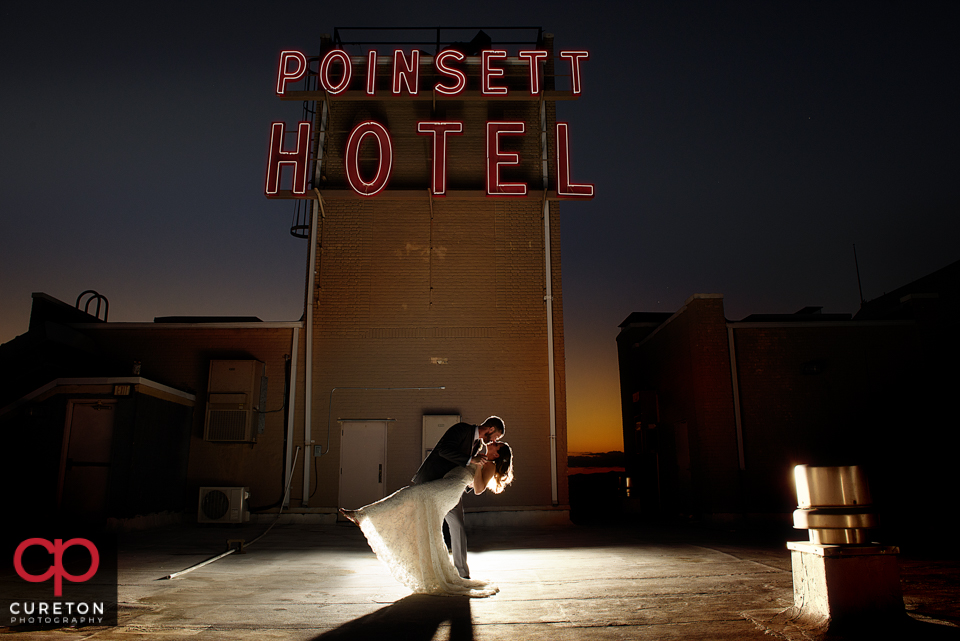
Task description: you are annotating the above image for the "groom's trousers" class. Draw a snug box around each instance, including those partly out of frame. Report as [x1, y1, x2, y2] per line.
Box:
[444, 496, 470, 578]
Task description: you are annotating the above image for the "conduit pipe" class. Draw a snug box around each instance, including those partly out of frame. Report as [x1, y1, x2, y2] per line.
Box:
[540, 93, 559, 506]
[160, 548, 236, 581]
[303, 96, 329, 506]
[324, 386, 446, 457]
[161, 447, 301, 580]
[303, 197, 320, 506]
[283, 326, 299, 508]
[543, 196, 559, 505]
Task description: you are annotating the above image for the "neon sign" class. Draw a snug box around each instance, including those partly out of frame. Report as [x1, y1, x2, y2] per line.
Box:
[481, 50, 509, 95]
[344, 121, 393, 196]
[434, 50, 467, 95]
[267, 48, 594, 199]
[265, 121, 311, 195]
[417, 121, 464, 196]
[486, 121, 527, 196]
[518, 50, 548, 95]
[276, 51, 307, 96]
[318, 49, 352, 94]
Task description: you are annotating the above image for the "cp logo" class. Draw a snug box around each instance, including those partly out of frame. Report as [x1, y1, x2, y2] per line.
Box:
[13, 538, 100, 596]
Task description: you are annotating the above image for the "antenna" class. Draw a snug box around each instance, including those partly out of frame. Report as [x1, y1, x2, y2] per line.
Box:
[853, 244, 864, 307]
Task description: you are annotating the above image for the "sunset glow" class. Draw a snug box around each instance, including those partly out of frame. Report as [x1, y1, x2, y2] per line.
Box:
[565, 355, 623, 453]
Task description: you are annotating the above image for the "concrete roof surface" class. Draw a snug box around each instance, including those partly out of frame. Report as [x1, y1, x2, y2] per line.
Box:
[5, 522, 959, 640]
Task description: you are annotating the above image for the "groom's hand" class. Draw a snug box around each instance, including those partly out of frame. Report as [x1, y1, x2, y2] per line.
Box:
[470, 454, 488, 465]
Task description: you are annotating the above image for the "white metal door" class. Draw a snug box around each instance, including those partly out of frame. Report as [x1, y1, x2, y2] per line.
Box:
[338, 421, 386, 510]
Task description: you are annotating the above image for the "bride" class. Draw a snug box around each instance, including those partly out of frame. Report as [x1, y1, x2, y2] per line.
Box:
[339, 441, 514, 597]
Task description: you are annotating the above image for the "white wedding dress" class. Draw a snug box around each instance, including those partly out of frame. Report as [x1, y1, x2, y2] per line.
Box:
[352, 463, 499, 597]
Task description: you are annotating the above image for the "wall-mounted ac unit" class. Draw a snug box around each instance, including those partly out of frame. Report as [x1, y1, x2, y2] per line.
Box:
[204, 360, 266, 442]
[198, 486, 250, 523]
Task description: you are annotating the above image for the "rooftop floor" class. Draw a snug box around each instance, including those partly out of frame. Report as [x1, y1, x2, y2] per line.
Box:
[5, 521, 959, 640]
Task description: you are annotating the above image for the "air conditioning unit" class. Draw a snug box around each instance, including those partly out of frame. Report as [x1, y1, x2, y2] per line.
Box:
[204, 360, 266, 442]
[198, 486, 250, 523]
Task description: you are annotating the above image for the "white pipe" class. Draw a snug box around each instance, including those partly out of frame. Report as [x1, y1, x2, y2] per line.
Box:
[301, 99, 330, 507]
[283, 326, 299, 508]
[539, 97, 559, 505]
[163, 447, 302, 581]
[544, 196, 559, 506]
[303, 201, 319, 506]
[161, 548, 236, 580]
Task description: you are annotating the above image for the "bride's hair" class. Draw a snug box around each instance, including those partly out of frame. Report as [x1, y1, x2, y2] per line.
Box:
[489, 443, 514, 494]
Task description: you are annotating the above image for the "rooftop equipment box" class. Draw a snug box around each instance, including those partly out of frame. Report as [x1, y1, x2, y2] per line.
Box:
[204, 360, 266, 442]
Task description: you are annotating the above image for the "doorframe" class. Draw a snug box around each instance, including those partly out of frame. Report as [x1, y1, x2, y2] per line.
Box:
[57, 398, 117, 508]
[337, 419, 390, 510]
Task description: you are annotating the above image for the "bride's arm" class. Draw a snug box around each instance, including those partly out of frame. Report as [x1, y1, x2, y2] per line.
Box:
[472, 462, 495, 494]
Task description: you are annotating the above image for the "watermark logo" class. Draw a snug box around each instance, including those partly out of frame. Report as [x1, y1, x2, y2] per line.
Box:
[3, 533, 117, 629]
[14, 538, 100, 597]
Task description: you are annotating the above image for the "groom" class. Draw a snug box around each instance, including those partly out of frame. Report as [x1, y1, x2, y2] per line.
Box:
[411, 415, 505, 579]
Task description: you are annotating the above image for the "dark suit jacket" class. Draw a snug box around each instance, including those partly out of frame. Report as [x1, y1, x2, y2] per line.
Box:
[411, 422, 476, 485]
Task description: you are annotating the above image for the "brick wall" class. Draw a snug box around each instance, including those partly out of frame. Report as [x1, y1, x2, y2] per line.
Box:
[306, 194, 567, 509]
[732, 321, 917, 511]
[619, 293, 954, 535]
[621, 296, 739, 515]
[82, 326, 299, 510]
[684, 297, 740, 513]
[301, 71, 569, 510]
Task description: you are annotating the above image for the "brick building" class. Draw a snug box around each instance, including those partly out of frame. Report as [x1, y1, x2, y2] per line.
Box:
[617, 260, 959, 542]
[0, 293, 299, 526]
[0, 28, 590, 527]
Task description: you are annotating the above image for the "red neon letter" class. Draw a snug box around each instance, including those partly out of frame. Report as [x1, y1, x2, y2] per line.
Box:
[276, 51, 307, 96]
[345, 121, 393, 196]
[559, 50, 589, 95]
[486, 121, 526, 196]
[417, 121, 464, 196]
[265, 121, 312, 195]
[392, 49, 420, 95]
[366, 51, 378, 95]
[482, 50, 508, 95]
[434, 50, 466, 95]
[319, 49, 352, 95]
[555, 122, 594, 198]
[518, 50, 548, 95]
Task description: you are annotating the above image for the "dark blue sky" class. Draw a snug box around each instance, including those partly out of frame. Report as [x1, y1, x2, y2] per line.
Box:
[2, 1, 958, 450]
